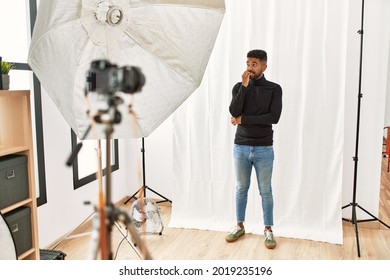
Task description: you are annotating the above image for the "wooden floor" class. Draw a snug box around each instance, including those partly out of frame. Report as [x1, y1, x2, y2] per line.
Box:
[51, 156, 390, 260]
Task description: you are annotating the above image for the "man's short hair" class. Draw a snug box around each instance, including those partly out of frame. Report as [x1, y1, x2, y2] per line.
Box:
[247, 49, 267, 62]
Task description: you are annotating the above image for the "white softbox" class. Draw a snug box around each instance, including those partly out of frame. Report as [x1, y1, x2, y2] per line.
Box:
[28, 0, 225, 139]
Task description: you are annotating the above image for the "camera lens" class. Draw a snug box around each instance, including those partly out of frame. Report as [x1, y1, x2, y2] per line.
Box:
[120, 66, 145, 94]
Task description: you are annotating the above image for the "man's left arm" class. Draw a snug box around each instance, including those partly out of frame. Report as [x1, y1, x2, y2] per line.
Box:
[241, 85, 282, 125]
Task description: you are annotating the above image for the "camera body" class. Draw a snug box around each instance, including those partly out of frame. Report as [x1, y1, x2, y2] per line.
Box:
[87, 59, 145, 94]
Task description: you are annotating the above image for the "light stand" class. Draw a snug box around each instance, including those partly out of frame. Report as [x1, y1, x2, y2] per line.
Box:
[124, 137, 172, 204]
[342, 0, 390, 258]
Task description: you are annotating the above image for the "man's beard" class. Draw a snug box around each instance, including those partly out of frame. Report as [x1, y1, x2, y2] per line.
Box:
[250, 71, 262, 80]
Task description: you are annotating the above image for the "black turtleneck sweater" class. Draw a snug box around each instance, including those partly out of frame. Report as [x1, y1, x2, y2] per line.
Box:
[229, 75, 282, 146]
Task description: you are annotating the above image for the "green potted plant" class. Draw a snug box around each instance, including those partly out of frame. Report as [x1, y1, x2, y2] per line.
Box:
[1, 60, 14, 90]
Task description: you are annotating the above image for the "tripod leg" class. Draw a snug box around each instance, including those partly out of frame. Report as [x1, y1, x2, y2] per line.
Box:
[357, 205, 390, 229]
[124, 187, 145, 204]
[352, 205, 361, 257]
[145, 186, 172, 203]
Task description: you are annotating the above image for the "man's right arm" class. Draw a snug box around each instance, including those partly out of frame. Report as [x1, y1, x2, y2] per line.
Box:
[229, 83, 247, 118]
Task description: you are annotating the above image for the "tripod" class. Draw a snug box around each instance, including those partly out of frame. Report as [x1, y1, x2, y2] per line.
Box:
[124, 137, 172, 204]
[67, 94, 152, 260]
[342, 0, 390, 258]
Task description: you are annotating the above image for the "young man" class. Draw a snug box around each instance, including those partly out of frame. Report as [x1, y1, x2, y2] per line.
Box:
[227, 49, 282, 249]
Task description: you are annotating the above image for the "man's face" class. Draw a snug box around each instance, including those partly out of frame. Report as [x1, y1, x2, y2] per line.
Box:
[246, 57, 267, 79]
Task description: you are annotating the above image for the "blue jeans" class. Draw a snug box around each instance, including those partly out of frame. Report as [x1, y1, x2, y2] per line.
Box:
[234, 144, 274, 227]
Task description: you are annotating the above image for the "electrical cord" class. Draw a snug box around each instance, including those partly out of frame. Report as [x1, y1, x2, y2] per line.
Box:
[113, 229, 128, 260]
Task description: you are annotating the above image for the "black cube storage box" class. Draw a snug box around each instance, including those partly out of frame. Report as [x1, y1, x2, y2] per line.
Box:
[40, 249, 67, 260]
[0, 155, 29, 209]
[4, 206, 32, 257]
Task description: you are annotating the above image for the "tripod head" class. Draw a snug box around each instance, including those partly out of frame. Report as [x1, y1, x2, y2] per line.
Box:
[92, 95, 123, 126]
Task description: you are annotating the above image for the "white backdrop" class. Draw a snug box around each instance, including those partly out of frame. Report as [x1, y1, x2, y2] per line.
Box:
[169, 0, 390, 244]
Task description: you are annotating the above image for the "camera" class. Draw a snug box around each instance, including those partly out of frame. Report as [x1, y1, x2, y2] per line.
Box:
[87, 59, 145, 94]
